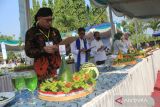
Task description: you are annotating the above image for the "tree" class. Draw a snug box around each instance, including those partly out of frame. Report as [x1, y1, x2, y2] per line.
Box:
[42, 0, 47, 7]
[48, 0, 54, 11]
[88, 2, 108, 26]
[29, 0, 108, 33]
[0, 35, 14, 40]
[121, 19, 144, 34]
[52, 0, 108, 32]
[144, 18, 160, 32]
[7, 51, 17, 61]
[30, 0, 40, 24]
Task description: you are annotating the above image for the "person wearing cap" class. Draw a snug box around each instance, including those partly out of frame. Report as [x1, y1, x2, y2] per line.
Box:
[25, 7, 62, 81]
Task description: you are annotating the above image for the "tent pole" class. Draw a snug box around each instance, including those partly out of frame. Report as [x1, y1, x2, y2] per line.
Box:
[108, 4, 116, 51]
[18, 0, 31, 42]
[134, 18, 139, 49]
[25, 0, 31, 29]
[18, 0, 33, 65]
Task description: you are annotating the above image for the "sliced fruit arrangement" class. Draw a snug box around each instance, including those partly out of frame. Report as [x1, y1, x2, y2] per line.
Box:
[80, 62, 99, 79]
[113, 50, 137, 66]
[39, 62, 97, 95]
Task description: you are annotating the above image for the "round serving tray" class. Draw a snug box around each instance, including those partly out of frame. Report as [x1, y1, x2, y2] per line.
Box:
[38, 87, 94, 102]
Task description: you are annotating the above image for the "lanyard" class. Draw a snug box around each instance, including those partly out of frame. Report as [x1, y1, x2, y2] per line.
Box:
[39, 29, 50, 41]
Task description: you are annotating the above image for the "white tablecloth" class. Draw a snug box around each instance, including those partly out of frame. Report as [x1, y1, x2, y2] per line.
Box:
[0, 74, 14, 92]
[83, 49, 160, 107]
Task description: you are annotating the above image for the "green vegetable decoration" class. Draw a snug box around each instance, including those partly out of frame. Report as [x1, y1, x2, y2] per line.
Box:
[58, 55, 72, 82]
[80, 63, 99, 79]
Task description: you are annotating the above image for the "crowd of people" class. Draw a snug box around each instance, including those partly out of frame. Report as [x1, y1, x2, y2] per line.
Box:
[0, 58, 25, 69]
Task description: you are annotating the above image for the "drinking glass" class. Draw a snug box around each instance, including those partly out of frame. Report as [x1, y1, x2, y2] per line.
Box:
[12, 72, 26, 104]
[24, 70, 38, 104]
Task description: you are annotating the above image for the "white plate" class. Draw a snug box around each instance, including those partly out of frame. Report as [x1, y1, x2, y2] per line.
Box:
[0, 92, 15, 107]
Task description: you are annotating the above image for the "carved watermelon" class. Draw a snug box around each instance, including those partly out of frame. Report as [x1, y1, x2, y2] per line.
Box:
[80, 63, 99, 79]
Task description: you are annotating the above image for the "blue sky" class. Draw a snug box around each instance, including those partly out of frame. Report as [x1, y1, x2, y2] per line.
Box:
[0, 0, 20, 39]
[0, 0, 125, 40]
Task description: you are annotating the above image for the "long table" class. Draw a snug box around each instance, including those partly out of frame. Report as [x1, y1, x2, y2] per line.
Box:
[6, 49, 160, 107]
[83, 49, 160, 107]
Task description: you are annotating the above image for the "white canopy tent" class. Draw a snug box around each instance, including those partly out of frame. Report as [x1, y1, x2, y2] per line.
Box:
[92, 0, 160, 18]
[91, 0, 160, 46]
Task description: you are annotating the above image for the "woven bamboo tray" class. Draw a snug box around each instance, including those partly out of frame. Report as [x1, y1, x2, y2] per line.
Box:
[38, 87, 94, 102]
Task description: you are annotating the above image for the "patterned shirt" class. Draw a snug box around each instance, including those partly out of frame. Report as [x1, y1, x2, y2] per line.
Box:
[25, 25, 62, 79]
[25, 25, 62, 58]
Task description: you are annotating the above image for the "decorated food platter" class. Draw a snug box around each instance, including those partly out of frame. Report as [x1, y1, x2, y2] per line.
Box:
[38, 56, 98, 102]
[39, 86, 94, 101]
[112, 51, 138, 69]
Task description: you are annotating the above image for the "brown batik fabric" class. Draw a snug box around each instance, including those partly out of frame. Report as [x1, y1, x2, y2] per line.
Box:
[25, 25, 62, 80]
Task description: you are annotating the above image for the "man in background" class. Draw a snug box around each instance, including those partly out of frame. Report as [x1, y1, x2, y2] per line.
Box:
[71, 28, 90, 71]
[91, 31, 107, 65]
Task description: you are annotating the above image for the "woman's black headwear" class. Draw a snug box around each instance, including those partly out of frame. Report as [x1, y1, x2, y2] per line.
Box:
[34, 7, 53, 22]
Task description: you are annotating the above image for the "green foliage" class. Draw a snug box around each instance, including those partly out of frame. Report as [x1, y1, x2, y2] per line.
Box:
[121, 18, 160, 45]
[48, 0, 53, 8]
[0, 35, 14, 40]
[40, 67, 96, 93]
[7, 51, 17, 61]
[143, 18, 160, 31]
[121, 19, 144, 35]
[30, 0, 40, 25]
[30, 0, 108, 33]
[129, 34, 160, 45]
[42, 0, 47, 7]
[40, 80, 58, 92]
[52, 0, 108, 32]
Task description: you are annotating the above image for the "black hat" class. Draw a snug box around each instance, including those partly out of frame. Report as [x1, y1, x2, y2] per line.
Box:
[35, 7, 53, 22]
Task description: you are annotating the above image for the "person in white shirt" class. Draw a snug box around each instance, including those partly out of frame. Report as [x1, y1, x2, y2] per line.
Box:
[113, 32, 127, 54]
[122, 33, 133, 51]
[91, 31, 107, 65]
[71, 28, 90, 71]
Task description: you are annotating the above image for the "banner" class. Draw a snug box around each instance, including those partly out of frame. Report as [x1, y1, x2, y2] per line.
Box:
[1, 42, 7, 60]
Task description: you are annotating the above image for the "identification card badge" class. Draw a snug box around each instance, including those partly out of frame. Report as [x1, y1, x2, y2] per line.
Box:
[59, 45, 66, 55]
[45, 41, 53, 46]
